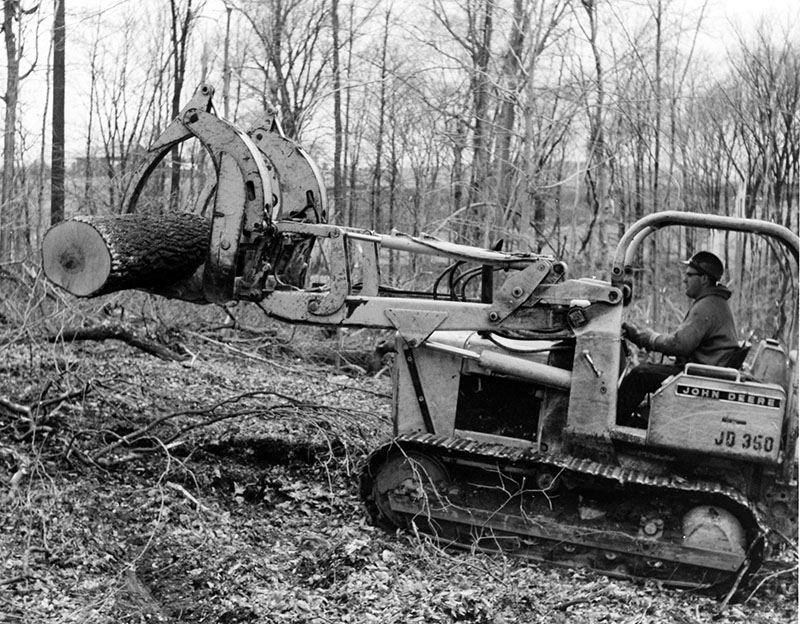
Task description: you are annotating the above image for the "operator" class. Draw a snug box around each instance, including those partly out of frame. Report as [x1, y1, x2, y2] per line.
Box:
[617, 251, 739, 424]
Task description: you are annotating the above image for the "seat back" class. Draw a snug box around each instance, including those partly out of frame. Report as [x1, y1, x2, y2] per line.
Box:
[748, 339, 788, 387]
[725, 343, 751, 370]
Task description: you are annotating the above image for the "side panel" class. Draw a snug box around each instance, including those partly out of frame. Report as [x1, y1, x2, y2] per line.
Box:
[565, 302, 623, 439]
[648, 372, 785, 464]
[393, 331, 550, 444]
[394, 335, 461, 436]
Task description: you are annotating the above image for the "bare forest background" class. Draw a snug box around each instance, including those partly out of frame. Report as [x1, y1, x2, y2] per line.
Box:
[1, 0, 799, 344]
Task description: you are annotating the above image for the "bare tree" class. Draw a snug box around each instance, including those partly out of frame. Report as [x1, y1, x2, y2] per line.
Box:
[51, 0, 65, 225]
[237, 0, 333, 140]
[519, 49, 575, 254]
[575, 0, 613, 257]
[82, 11, 102, 210]
[368, 7, 391, 232]
[330, 0, 343, 224]
[725, 22, 800, 229]
[494, 0, 526, 216]
[168, 0, 204, 211]
[2, 0, 41, 257]
[506, 0, 570, 252]
[84, 6, 170, 213]
[429, 0, 495, 245]
[2, 0, 21, 232]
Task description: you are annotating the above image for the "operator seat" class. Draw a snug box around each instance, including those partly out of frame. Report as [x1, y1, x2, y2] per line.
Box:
[616, 342, 750, 429]
[723, 342, 750, 370]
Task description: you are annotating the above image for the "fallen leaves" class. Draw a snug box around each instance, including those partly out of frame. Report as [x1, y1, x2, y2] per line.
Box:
[0, 328, 796, 624]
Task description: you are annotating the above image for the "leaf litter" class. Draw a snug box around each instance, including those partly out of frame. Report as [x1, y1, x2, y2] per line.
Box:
[0, 325, 796, 624]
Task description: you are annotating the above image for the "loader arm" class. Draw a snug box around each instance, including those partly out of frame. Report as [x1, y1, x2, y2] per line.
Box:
[119, 85, 621, 350]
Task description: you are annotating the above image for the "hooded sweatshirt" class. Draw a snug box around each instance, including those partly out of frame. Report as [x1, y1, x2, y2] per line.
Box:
[650, 284, 738, 367]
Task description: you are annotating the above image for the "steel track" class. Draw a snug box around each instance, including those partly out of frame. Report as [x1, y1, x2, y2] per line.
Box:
[360, 433, 767, 592]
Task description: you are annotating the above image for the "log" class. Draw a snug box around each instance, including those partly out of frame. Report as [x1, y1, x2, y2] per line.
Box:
[42, 213, 210, 300]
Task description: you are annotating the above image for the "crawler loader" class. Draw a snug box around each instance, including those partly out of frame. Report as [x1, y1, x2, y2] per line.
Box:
[47, 85, 799, 593]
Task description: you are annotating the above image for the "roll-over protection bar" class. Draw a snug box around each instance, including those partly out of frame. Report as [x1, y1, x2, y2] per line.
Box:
[611, 211, 800, 297]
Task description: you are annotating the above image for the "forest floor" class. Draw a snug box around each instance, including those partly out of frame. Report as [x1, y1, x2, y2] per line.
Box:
[0, 297, 797, 624]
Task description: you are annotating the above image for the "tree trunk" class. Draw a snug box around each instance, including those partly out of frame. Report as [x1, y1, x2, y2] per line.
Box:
[169, 0, 195, 212]
[83, 24, 99, 209]
[42, 213, 210, 299]
[222, 2, 232, 120]
[51, 0, 66, 225]
[496, 0, 525, 217]
[331, 0, 343, 225]
[369, 9, 391, 232]
[2, 0, 20, 258]
[387, 120, 398, 279]
[579, 0, 611, 259]
[465, 0, 494, 246]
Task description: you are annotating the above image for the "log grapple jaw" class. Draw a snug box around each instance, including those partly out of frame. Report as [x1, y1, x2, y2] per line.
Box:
[123, 83, 327, 303]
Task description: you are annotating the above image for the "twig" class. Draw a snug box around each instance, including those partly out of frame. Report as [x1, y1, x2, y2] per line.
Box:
[744, 564, 799, 604]
[1, 384, 91, 442]
[315, 381, 391, 400]
[187, 330, 296, 371]
[553, 584, 612, 610]
[161, 409, 267, 445]
[0, 574, 34, 587]
[166, 481, 209, 512]
[718, 558, 751, 612]
[0, 396, 32, 418]
[37, 385, 92, 410]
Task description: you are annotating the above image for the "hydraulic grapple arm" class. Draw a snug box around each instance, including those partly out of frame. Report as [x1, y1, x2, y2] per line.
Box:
[118, 85, 623, 344]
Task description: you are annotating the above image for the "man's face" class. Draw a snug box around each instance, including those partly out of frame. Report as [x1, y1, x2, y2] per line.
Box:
[683, 267, 704, 298]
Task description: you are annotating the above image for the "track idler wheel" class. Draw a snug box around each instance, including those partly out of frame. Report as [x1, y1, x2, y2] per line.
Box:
[366, 450, 449, 530]
[682, 506, 746, 557]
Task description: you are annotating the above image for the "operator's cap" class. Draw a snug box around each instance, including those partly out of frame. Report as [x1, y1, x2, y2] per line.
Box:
[682, 251, 724, 282]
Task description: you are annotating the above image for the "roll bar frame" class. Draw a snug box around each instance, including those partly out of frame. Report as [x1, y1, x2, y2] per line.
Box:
[611, 211, 799, 294]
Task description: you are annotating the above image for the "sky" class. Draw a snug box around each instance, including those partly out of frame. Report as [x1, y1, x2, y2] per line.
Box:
[12, 0, 800, 163]
[704, 0, 798, 39]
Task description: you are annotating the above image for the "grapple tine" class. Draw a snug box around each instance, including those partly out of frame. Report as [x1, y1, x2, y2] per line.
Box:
[122, 84, 216, 215]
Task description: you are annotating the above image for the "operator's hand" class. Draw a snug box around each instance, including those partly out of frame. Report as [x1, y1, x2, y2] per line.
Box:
[622, 321, 658, 350]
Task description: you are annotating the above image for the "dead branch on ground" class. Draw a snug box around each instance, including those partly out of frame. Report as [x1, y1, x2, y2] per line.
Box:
[90, 390, 314, 463]
[50, 323, 188, 361]
[89, 386, 387, 467]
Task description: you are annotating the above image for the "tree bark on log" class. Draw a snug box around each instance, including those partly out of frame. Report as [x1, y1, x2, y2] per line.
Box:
[42, 213, 210, 299]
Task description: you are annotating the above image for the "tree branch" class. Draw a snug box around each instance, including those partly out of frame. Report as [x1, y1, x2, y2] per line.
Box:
[50, 323, 188, 361]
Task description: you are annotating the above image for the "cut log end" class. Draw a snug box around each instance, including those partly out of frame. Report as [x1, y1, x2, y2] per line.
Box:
[42, 213, 211, 300]
[42, 221, 112, 296]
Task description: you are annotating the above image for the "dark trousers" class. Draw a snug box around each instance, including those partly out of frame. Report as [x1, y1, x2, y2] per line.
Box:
[617, 362, 681, 424]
